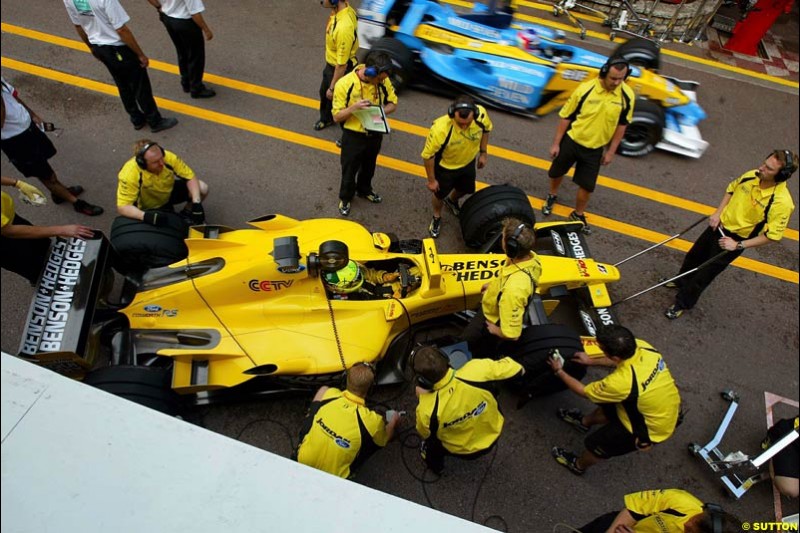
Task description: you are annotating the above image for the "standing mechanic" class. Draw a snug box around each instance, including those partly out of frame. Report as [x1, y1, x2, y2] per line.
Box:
[332, 51, 398, 217]
[1, 176, 94, 285]
[461, 218, 541, 358]
[548, 325, 681, 476]
[422, 95, 492, 239]
[412, 345, 524, 474]
[315, 0, 358, 132]
[64, 0, 178, 132]
[293, 362, 401, 479]
[575, 488, 741, 532]
[664, 150, 797, 319]
[2, 76, 103, 216]
[117, 139, 209, 226]
[147, 0, 216, 98]
[541, 58, 634, 235]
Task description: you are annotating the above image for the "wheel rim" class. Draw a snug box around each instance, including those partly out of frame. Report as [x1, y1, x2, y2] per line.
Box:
[622, 122, 654, 152]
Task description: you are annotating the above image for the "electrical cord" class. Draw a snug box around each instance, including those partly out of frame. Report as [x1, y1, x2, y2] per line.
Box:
[552, 523, 583, 532]
[235, 417, 296, 452]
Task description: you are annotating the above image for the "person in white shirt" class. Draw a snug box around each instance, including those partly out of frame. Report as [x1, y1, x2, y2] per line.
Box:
[147, 0, 215, 98]
[63, 0, 178, 132]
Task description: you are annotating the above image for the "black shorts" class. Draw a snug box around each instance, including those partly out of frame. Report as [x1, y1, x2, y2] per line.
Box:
[0, 214, 51, 284]
[769, 418, 799, 479]
[584, 405, 639, 459]
[1, 123, 57, 179]
[434, 160, 476, 199]
[547, 135, 603, 193]
[167, 179, 190, 207]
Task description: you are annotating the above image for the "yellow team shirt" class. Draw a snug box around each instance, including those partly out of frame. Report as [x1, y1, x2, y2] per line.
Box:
[584, 341, 680, 443]
[296, 388, 389, 478]
[623, 489, 704, 532]
[481, 255, 542, 339]
[117, 150, 196, 210]
[1, 191, 15, 228]
[325, 5, 358, 67]
[559, 78, 635, 149]
[332, 66, 398, 133]
[720, 171, 795, 240]
[420, 106, 493, 169]
[416, 358, 523, 455]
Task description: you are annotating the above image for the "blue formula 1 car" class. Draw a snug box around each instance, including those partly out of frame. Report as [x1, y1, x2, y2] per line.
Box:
[357, 0, 708, 158]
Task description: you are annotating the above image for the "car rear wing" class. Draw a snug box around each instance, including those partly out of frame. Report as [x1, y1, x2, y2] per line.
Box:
[17, 233, 111, 377]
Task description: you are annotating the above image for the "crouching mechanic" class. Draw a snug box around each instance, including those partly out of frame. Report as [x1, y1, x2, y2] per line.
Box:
[293, 362, 401, 479]
[323, 259, 421, 300]
[548, 325, 681, 476]
[117, 139, 209, 226]
[577, 489, 741, 532]
[412, 345, 524, 474]
[462, 218, 541, 358]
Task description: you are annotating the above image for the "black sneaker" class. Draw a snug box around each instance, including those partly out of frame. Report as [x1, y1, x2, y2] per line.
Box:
[314, 120, 334, 131]
[542, 194, 557, 216]
[428, 216, 442, 238]
[150, 117, 178, 133]
[659, 277, 679, 289]
[551, 447, 585, 476]
[52, 185, 84, 205]
[73, 199, 103, 216]
[338, 200, 351, 216]
[357, 190, 382, 204]
[557, 408, 590, 433]
[191, 87, 216, 99]
[133, 121, 146, 131]
[335, 139, 342, 148]
[442, 196, 460, 217]
[665, 305, 684, 320]
[570, 210, 591, 235]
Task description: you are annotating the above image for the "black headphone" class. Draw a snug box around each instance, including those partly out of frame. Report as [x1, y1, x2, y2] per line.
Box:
[773, 149, 798, 182]
[505, 223, 529, 259]
[135, 142, 165, 170]
[703, 503, 724, 533]
[599, 57, 631, 80]
[363, 63, 392, 78]
[409, 347, 449, 390]
[448, 100, 479, 119]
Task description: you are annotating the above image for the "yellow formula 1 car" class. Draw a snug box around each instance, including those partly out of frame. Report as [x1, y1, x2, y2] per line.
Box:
[18, 187, 621, 410]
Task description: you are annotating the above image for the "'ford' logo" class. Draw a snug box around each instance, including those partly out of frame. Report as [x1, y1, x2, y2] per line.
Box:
[143, 305, 162, 313]
[335, 437, 351, 449]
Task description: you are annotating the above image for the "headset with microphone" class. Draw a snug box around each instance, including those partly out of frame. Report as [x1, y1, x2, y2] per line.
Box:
[773, 149, 798, 182]
[409, 347, 450, 390]
[135, 142, 165, 170]
[703, 502, 724, 533]
[448, 100, 479, 119]
[505, 223, 530, 259]
[599, 57, 631, 80]
[363, 63, 392, 79]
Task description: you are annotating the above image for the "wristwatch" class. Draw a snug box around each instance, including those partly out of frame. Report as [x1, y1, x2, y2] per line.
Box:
[736, 241, 745, 251]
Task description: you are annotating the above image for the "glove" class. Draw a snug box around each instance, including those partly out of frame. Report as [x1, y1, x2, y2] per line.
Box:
[15, 180, 47, 206]
[143, 210, 167, 227]
[182, 202, 205, 225]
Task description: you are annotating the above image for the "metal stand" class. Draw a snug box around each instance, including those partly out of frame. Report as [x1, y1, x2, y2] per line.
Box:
[552, 0, 610, 39]
[689, 390, 800, 499]
[607, 0, 657, 41]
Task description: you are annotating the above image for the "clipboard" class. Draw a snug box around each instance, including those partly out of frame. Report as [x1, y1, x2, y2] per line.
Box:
[352, 105, 391, 134]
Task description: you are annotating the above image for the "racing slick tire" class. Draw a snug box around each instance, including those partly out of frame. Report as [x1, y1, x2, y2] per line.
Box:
[370, 37, 415, 92]
[504, 324, 587, 398]
[612, 38, 661, 71]
[110, 214, 189, 274]
[617, 99, 664, 158]
[83, 365, 183, 416]
[459, 185, 535, 249]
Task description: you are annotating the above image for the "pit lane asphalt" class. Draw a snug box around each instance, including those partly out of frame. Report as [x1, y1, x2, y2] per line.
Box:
[1, 1, 797, 530]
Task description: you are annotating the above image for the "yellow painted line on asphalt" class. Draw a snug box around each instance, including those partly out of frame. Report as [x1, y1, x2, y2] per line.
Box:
[439, 0, 800, 89]
[2, 57, 796, 284]
[1, 22, 797, 243]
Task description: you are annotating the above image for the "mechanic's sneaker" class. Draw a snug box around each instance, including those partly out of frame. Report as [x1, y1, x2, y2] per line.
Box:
[150, 117, 178, 133]
[659, 277, 679, 289]
[313, 120, 333, 131]
[52, 185, 84, 205]
[443, 196, 461, 217]
[542, 194, 557, 216]
[73, 199, 103, 216]
[338, 200, 351, 216]
[569, 210, 592, 235]
[428, 216, 442, 238]
[551, 447, 585, 476]
[557, 408, 590, 433]
[357, 190, 382, 203]
[335, 139, 342, 148]
[664, 305, 684, 320]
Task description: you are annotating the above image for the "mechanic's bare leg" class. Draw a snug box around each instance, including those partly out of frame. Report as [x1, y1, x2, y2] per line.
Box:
[39, 172, 78, 205]
[582, 406, 609, 428]
[549, 175, 565, 197]
[431, 195, 444, 219]
[575, 448, 603, 472]
[773, 475, 799, 498]
[575, 187, 591, 216]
